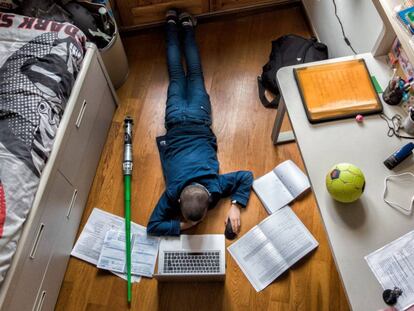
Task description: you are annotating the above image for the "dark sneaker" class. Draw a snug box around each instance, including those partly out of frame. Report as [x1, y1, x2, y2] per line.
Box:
[179, 12, 197, 27]
[166, 9, 178, 24]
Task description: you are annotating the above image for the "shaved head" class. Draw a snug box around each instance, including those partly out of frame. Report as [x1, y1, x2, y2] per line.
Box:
[180, 184, 209, 222]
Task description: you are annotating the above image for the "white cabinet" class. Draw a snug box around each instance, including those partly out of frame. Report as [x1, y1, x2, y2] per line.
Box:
[372, 0, 414, 63]
[59, 55, 108, 185]
[6, 171, 75, 311]
[0, 46, 118, 311]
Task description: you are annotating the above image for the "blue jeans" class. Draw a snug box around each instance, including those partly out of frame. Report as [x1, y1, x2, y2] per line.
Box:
[165, 22, 211, 130]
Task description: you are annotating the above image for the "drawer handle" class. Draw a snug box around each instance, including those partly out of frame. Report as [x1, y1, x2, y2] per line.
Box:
[29, 223, 45, 259]
[67, 189, 78, 219]
[75, 100, 87, 128]
[34, 290, 46, 311]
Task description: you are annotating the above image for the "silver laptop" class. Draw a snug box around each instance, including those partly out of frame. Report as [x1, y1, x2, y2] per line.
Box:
[154, 234, 226, 282]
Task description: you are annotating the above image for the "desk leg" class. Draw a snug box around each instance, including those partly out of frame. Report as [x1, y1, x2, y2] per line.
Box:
[271, 97, 295, 145]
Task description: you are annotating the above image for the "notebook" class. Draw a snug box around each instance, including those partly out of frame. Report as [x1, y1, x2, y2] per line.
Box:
[294, 59, 383, 123]
[253, 160, 310, 214]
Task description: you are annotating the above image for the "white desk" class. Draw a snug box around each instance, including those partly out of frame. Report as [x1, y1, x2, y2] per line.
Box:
[274, 53, 414, 311]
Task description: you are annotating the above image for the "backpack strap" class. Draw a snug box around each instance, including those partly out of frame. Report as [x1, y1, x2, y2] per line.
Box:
[257, 76, 280, 108]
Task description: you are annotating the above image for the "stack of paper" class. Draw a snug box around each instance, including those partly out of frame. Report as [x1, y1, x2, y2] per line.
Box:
[365, 230, 414, 310]
[71, 208, 160, 283]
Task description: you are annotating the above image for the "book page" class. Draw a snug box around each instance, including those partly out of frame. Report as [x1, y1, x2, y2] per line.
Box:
[259, 207, 318, 268]
[228, 207, 318, 292]
[227, 225, 288, 292]
[253, 170, 293, 214]
[274, 160, 310, 198]
[71, 208, 144, 283]
[97, 229, 160, 278]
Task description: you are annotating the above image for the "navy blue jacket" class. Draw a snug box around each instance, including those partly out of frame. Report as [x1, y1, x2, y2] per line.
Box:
[147, 125, 253, 236]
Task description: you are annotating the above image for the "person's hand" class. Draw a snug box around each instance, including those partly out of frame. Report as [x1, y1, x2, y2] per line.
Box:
[180, 220, 199, 231]
[225, 204, 241, 234]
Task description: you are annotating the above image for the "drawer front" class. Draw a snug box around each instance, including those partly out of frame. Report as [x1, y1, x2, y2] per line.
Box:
[32, 244, 71, 311]
[7, 171, 74, 311]
[75, 86, 115, 192]
[33, 81, 116, 311]
[212, 0, 287, 11]
[59, 86, 115, 257]
[65, 85, 115, 254]
[33, 191, 80, 311]
[117, 0, 209, 26]
[59, 55, 107, 185]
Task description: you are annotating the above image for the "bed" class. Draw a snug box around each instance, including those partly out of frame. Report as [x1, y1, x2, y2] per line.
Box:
[0, 13, 118, 310]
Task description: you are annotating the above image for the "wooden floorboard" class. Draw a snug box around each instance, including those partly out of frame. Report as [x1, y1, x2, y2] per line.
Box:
[56, 7, 350, 311]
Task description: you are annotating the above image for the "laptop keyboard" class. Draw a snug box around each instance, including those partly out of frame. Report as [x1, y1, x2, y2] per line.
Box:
[163, 251, 221, 274]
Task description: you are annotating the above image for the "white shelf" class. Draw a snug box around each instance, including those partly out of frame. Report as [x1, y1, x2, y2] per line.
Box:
[372, 0, 414, 64]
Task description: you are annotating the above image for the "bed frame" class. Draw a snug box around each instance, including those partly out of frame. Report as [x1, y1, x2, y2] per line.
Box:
[0, 43, 118, 311]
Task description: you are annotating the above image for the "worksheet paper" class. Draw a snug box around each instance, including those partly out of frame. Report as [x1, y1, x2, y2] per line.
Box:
[228, 206, 318, 292]
[97, 229, 159, 277]
[253, 160, 310, 214]
[365, 230, 414, 310]
[71, 208, 159, 283]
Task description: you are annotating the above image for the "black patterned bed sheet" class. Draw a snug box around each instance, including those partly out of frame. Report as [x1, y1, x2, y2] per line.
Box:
[0, 12, 86, 285]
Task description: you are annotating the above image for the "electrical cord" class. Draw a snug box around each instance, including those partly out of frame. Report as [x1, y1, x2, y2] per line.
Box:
[380, 113, 414, 139]
[332, 0, 357, 55]
[383, 172, 414, 215]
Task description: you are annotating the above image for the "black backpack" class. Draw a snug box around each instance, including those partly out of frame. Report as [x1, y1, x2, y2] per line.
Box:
[258, 34, 328, 108]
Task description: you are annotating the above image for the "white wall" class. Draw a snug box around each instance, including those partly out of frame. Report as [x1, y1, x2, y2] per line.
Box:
[302, 0, 384, 58]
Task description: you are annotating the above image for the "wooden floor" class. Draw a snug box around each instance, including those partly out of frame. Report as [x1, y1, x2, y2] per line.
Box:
[56, 6, 350, 311]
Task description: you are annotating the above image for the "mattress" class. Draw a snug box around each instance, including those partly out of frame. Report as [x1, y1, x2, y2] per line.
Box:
[0, 13, 86, 284]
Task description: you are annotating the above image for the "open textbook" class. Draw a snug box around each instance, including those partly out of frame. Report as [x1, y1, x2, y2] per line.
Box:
[228, 206, 318, 291]
[253, 160, 310, 214]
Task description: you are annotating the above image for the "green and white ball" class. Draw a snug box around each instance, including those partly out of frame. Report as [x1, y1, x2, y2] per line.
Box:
[326, 163, 365, 203]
